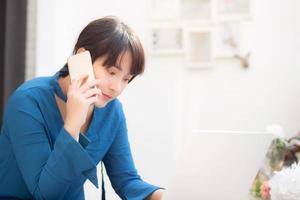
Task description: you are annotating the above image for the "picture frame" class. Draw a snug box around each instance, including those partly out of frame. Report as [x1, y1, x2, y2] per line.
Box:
[216, 0, 252, 20]
[180, 0, 213, 23]
[150, 23, 184, 55]
[147, 0, 252, 68]
[149, 0, 180, 21]
[184, 27, 214, 68]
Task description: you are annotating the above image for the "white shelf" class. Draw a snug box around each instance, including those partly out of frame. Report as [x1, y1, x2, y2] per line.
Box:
[148, 0, 252, 68]
[185, 62, 214, 68]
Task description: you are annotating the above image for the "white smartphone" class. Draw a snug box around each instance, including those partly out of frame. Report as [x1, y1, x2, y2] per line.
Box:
[67, 51, 95, 83]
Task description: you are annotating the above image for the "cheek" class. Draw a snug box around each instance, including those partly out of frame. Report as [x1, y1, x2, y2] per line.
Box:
[93, 69, 105, 80]
[92, 64, 108, 79]
[93, 68, 110, 85]
[118, 84, 127, 94]
[97, 79, 109, 92]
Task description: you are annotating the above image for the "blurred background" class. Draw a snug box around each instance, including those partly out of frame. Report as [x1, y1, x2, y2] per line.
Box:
[1, 0, 300, 199]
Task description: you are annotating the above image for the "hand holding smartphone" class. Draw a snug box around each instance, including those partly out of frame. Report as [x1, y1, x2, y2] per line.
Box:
[67, 50, 100, 97]
[67, 51, 95, 83]
[64, 51, 101, 139]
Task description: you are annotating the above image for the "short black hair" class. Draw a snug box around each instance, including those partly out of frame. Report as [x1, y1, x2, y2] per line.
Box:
[59, 16, 145, 83]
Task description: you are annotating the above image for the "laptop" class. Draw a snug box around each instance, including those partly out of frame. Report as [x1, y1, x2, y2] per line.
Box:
[164, 130, 273, 200]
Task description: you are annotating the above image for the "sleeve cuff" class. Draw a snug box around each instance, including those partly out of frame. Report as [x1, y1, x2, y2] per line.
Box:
[117, 180, 164, 200]
[141, 186, 165, 200]
[47, 127, 98, 188]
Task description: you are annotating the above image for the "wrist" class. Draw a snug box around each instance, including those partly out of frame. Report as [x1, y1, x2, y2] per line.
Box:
[64, 124, 80, 141]
[146, 189, 164, 200]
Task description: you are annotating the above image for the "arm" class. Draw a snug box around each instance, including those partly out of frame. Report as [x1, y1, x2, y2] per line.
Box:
[5, 90, 98, 199]
[146, 190, 164, 200]
[103, 102, 163, 200]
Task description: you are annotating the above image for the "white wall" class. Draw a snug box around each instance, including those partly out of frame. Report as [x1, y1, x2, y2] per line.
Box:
[34, 0, 300, 199]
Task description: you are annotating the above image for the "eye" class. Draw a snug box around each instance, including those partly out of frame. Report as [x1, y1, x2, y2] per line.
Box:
[123, 78, 130, 82]
[107, 67, 119, 76]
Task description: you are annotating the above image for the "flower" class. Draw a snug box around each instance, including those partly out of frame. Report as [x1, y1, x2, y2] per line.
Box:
[269, 162, 300, 200]
[265, 124, 285, 138]
[260, 182, 271, 200]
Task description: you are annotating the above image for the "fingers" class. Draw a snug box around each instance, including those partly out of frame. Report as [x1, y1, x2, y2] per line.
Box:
[77, 74, 89, 87]
[86, 96, 99, 105]
[68, 75, 101, 106]
[79, 79, 101, 93]
[71, 74, 89, 88]
[83, 88, 102, 99]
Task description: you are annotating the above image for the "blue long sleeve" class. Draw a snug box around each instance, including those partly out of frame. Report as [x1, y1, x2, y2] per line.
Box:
[0, 73, 162, 199]
[103, 103, 161, 200]
[4, 90, 98, 199]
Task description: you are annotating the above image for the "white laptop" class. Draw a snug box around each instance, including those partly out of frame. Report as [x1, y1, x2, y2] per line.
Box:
[164, 130, 273, 200]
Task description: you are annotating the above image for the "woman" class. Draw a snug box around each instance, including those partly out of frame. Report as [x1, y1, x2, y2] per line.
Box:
[0, 16, 164, 199]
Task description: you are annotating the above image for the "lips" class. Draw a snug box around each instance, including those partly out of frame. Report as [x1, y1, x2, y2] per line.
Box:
[102, 93, 112, 99]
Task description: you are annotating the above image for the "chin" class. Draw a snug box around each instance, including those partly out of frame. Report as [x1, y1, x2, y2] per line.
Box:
[94, 99, 109, 108]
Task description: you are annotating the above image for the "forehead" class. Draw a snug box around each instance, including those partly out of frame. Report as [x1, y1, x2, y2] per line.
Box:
[109, 51, 133, 75]
[116, 51, 132, 71]
[95, 50, 133, 75]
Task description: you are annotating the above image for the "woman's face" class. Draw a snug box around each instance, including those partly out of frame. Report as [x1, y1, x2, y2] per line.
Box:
[92, 51, 133, 107]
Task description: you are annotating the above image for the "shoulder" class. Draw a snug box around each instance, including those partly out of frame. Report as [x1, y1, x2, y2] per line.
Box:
[107, 98, 123, 112]
[99, 98, 124, 117]
[11, 76, 53, 98]
[108, 99, 127, 130]
[16, 76, 53, 94]
[94, 98, 126, 127]
[110, 99, 126, 120]
[4, 76, 53, 116]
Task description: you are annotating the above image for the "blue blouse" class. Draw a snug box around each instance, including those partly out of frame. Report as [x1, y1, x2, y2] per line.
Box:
[0, 72, 161, 200]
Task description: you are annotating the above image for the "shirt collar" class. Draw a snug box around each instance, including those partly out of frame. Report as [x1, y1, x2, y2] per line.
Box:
[52, 71, 68, 102]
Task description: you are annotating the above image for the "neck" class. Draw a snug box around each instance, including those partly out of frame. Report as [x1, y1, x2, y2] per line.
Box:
[58, 75, 70, 98]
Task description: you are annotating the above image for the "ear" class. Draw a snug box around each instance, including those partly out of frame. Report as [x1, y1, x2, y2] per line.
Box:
[76, 47, 86, 54]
